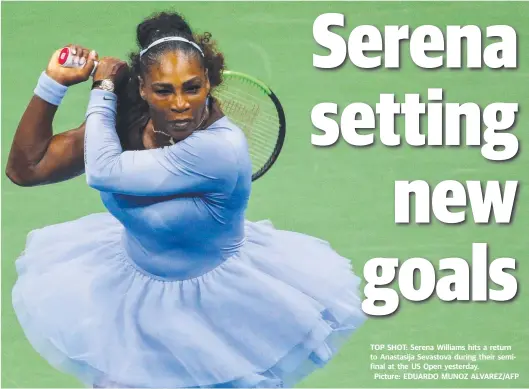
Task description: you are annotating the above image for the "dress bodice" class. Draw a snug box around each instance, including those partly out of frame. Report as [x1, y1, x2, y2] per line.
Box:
[87, 114, 252, 280]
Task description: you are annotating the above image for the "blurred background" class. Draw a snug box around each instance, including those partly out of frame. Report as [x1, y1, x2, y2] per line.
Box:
[2, 2, 528, 388]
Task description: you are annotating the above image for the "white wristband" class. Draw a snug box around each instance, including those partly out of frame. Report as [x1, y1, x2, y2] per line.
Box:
[34, 72, 68, 106]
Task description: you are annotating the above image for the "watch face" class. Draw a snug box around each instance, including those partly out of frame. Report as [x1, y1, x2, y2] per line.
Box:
[101, 80, 115, 91]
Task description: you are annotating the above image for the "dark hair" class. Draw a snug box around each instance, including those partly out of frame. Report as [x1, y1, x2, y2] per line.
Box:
[116, 11, 225, 150]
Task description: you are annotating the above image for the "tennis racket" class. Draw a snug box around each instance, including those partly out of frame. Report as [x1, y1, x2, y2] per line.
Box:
[59, 49, 286, 181]
[212, 70, 286, 181]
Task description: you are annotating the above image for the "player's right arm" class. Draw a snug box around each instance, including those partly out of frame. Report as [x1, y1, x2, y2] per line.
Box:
[5, 45, 98, 186]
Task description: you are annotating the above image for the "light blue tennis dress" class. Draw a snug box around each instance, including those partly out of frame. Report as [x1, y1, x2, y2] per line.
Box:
[12, 89, 366, 388]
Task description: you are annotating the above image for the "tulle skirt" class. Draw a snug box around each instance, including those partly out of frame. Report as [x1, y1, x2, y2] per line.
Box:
[12, 213, 366, 388]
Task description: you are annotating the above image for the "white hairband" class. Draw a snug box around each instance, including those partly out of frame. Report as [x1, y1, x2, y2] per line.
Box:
[139, 36, 204, 57]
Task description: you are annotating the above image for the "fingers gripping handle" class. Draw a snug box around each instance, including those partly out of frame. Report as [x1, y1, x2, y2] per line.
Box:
[58, 47, 98, 77]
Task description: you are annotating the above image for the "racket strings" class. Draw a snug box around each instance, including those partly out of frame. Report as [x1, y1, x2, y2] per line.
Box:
[217, 87, 279, 122]
[220, 98, 260, 131]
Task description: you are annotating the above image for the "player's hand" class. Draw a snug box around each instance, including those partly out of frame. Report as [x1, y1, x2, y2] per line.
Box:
[93, 57, 130, 91]
[46, 44, 98, 86]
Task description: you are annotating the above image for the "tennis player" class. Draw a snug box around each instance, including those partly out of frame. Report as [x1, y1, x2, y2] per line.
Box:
[7, 11, 366, 388]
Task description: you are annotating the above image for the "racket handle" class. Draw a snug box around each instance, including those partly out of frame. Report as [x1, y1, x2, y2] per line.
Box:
[58, 47, 98, 77]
